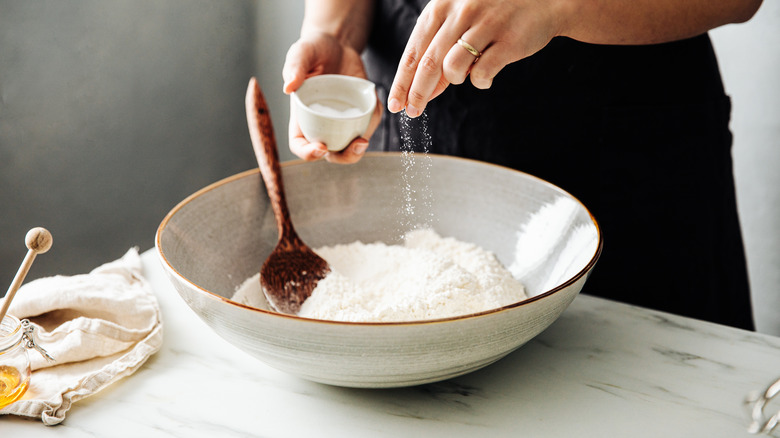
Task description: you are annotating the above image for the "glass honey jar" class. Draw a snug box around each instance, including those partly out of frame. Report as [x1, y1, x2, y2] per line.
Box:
[0, 314, 31, 409]
[0, 314, 52, 409]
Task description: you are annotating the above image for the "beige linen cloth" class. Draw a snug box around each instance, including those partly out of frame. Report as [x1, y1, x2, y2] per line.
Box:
[0, 248, 162, 425]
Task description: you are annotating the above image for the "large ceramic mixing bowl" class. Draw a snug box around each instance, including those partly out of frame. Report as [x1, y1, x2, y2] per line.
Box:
[156, 153, 601, 388]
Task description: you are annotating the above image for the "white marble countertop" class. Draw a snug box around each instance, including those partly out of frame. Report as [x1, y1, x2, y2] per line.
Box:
[3, 249, 779, 436]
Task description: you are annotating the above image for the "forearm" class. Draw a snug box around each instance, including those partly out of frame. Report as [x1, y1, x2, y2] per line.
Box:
[560, 0, 763, 45]
[301, 0, 375, 52]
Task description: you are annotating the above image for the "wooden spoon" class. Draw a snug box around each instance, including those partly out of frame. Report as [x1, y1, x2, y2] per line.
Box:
[245, 77, 330, 315]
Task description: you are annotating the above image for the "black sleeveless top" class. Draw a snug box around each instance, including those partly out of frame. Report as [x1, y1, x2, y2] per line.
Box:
[364, 0, 754, 329]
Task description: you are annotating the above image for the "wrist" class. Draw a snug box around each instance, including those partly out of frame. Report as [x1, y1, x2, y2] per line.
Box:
[301, 0, 374, 52]
[551, 0, 589, 39]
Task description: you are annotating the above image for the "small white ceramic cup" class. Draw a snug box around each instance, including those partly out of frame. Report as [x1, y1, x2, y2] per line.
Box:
[291, 75, 376, 151]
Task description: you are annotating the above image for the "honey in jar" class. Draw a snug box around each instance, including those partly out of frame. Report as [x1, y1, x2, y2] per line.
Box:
[0, 314, 31, 409]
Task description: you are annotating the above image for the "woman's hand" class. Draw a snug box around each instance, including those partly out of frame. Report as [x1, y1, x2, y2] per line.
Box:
[386, 0, 763, 118]
[387, 0, 565, 118]
[283, 31, 383, 164]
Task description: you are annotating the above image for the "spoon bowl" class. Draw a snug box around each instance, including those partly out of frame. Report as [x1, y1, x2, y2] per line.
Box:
[245, 77, 330, 314]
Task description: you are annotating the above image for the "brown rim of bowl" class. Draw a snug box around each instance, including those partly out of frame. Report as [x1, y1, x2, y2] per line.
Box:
[155, 152, 603, 327]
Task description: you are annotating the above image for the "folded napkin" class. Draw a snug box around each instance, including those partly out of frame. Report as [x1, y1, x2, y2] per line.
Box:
[0, 248, 162, 425]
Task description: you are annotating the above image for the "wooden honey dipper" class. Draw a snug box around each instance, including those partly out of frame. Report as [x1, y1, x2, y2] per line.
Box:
[0, 227, 53, 322]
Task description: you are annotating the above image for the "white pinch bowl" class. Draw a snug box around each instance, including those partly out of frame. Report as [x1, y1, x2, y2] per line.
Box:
[155, 153, 602, 388]
[291, 74, 376, 151]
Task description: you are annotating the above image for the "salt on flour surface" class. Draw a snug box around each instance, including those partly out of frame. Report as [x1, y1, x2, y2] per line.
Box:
[232, 229, 526, 322]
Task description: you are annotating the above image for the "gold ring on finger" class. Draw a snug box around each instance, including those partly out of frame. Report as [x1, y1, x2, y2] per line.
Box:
[457, 38, 482, 60]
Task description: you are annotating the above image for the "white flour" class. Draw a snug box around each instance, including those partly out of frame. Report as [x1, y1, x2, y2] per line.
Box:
[233, 229, 526, 322]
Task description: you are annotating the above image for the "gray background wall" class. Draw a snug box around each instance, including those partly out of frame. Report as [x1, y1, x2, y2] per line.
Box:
[1, 0, 258, 283]
[2, 1, 778, 335]
[711, 3, 780, 336]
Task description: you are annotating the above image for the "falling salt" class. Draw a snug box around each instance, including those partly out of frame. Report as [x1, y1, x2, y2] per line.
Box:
[398, 110, 436, 237]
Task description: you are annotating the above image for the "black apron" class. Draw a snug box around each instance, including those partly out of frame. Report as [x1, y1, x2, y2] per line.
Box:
[364, 0, 754, 330]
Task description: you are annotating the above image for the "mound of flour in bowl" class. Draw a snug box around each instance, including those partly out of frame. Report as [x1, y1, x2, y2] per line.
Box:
[232, 229, 526, 322]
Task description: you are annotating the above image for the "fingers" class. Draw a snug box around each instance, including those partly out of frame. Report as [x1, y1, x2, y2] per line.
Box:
[386, 30, 436, 115]
[282, 40, 315, 94]
[289, 134, 329, 161]
[289, 136, 369, 164]
[442, 30, 486, 85]
[388, 5, 463, 117]
[468, 45, 504, 90]
[389, 2, 504, 118]
[282, 33, 348, 94]
[324, 138, 369, 164]
[288, 102, 327, 161]
[430, 75, 451, 101]
[386, 0, 562, 117]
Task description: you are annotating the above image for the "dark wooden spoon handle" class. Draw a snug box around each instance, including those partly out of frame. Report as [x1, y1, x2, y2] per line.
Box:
[246, 77, 297, 243]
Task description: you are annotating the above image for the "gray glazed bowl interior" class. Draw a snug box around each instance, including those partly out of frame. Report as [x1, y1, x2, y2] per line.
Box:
[156, 153, 602, 388]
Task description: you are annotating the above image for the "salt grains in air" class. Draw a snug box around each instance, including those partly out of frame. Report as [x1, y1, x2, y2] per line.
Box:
[399, 110, 435, 234]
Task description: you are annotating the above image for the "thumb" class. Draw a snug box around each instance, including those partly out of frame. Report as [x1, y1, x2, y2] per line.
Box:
[282, 40, 316, 94]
